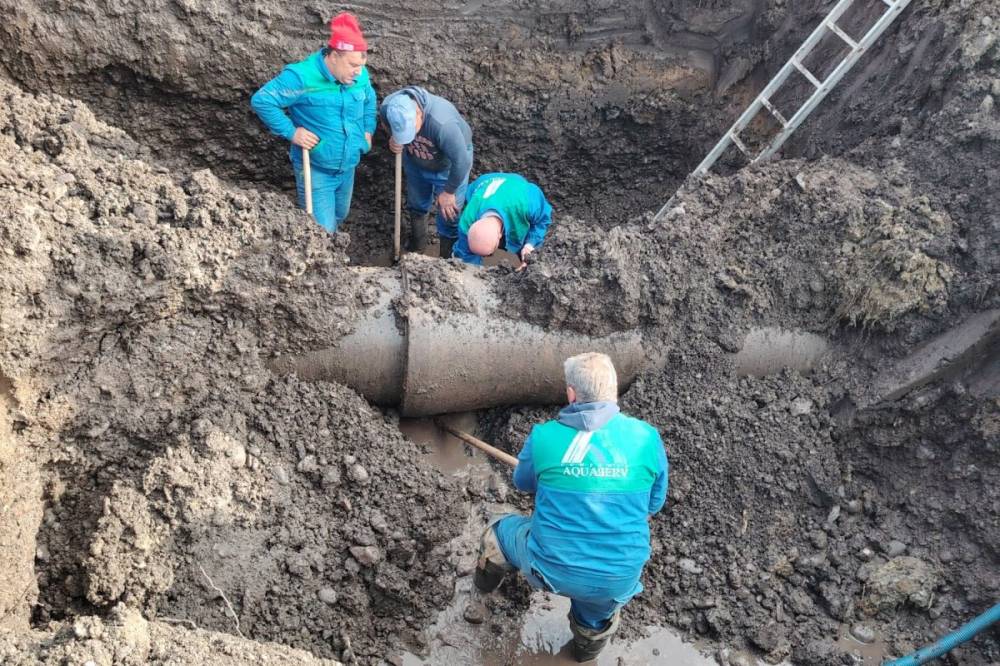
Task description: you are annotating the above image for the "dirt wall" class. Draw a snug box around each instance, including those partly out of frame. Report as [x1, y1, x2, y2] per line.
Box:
[0, 377, 43, 632]
[0, 0, 783, 223]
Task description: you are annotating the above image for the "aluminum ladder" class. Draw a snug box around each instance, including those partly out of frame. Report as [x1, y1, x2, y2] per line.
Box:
[692, 0, 912, 177]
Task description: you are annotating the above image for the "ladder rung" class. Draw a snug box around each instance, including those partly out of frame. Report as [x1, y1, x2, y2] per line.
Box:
[729, 132, 750, 156]
[759, 97, 788, 127]
[825, 20, 859, 50]
[687, 0, 912, 179]
[792, 59, 823, 89]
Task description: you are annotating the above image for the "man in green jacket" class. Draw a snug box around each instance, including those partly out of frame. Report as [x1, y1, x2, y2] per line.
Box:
[453, 173, 552, 267]
[251, 13, 377, 232]
[475, 352, 668, 662]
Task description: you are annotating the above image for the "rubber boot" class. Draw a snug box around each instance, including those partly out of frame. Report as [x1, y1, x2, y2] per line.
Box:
[439, 235, 455, 260]
[407, 211, 429, 252]
[569, 610, 620, 663]
[473, 523, 513, 593]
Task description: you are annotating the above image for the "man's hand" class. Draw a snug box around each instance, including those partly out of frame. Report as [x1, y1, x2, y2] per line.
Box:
[292, 127, 320, 150]
[365, 132, 372, 150]
[388, 137, 403, 154]
[437, 191, 459, 221]
[517, 243, 535, 271]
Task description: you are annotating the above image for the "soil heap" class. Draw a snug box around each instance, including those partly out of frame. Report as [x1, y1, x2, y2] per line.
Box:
[0, 79, 464, 663]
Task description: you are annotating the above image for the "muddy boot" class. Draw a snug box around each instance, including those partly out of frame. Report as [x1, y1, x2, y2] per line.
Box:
[569, 610, 620, 663]
[473, 523, 513, 593]
[407, 211, 429, 252]
[439, 235, 455, 260]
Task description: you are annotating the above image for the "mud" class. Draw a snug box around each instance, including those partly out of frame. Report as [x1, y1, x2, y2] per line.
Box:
[0, 373, 42, 631]
[403, 586, 725, 666]
[396, 417, 756, 666]
[0, 77, 466, 662]
[1, 0, 999, 664]
[0, 604, 344, 665]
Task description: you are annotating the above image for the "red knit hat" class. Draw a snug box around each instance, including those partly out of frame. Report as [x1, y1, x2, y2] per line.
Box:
[328, 12, 367, 52]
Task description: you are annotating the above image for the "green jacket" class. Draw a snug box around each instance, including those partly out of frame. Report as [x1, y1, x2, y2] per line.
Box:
[251, 50, 377, 171]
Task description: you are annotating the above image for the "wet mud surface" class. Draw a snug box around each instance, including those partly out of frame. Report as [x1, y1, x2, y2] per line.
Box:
[1, 0, 999, 664]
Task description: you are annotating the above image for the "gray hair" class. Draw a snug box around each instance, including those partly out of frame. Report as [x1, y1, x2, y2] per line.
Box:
[564, 352, 618, 403]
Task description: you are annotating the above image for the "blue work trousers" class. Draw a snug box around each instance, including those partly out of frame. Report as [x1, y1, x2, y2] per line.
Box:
[493, 514, 642, 631]
[403, 151, 470, 240]
[293, 161, 356, 233]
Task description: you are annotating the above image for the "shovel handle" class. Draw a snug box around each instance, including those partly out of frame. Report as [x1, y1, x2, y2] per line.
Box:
[394, 152, 402, 261]
[303, 148, 313, 216]
[436, 421, 519, 468]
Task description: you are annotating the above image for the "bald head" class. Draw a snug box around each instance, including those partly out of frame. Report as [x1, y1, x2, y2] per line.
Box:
[467, 214, 503, 256]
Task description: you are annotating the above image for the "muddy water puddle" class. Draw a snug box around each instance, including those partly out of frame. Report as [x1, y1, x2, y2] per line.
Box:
[401, 583, 719, 665]
[399, 412, 492, 478]
[397, 416, 753, 666]
[834, 625, 891, 665]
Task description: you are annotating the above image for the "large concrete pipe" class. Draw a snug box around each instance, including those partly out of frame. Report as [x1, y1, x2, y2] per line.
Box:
[269, 262, 645, 416]
[866, 308, 1000, 407]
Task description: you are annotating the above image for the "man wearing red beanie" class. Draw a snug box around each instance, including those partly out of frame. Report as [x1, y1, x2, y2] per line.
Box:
[251, 13, 377, 233]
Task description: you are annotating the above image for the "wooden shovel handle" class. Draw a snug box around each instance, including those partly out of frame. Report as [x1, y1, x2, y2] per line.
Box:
[436, 421, 519, 468]
[303, 148, 313, 215]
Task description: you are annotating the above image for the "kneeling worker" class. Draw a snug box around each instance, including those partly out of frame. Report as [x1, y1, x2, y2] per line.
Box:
[453, 173, 552, 267]
[380, 86, 474, 256]
[475, 352, 669, 662]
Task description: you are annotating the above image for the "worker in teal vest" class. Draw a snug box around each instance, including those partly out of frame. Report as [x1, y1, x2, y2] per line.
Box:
[474, 352, 669, 663]
[251, 13, 377, 232]
[452, 173, 552, 266]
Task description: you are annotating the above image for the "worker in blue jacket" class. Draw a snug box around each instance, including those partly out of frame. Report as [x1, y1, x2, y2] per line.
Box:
[475, 352, 669, 663]
[453, 173, 553, 267]
[380, 86, 474, 256]
[250, 13, 377, 233]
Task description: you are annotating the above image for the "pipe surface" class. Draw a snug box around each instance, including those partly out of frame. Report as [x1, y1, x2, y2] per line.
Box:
[268, 270, 405, 405]
[401, 307, 643, 416]
[268, 263, 646, 416]
[883, 602, 1000, 666]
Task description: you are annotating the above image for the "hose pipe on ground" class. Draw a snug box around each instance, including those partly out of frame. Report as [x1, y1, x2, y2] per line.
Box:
[883, 601, 1000, 666]
[268, 262, 646, 416]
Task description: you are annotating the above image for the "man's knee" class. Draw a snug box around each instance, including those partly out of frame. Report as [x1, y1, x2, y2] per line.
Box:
[404, 175, 434, 212]
[312, 191, 342, 232]
[436, 216, 459, 240]
[474, 522, 514, 593]
[313, 210, 338, 233]
[334, 182, 354, 224]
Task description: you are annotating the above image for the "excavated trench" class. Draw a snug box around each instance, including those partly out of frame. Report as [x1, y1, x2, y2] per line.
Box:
[0, 0, 774, 265]
[1, 0, 999, 664]
[22, 69, 716, 267]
